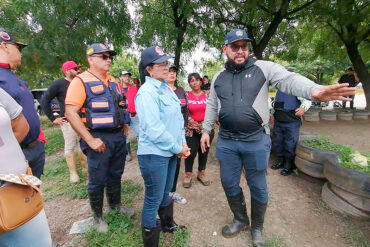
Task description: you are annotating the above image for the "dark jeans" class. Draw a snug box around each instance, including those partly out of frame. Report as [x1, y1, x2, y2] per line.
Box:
[171, 157, 181, 192]
[185, 130, 214, 173]
[80, 130, 126, 194]
[271, 121, 301, 159]
[216, 134, 271, 204]
[22, 141, 45, 179]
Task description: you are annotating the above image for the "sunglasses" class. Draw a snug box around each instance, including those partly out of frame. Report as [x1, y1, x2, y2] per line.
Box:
[91, 54, 113, 61]
[73, 68, 80, 71]
[7, 42, 24, 52]
[229, 44, 248, 52]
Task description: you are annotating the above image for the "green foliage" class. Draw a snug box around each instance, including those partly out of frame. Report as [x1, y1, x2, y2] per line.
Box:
[340, 227, 370, 247]
[85, 210, 142, 247]
[110, 52, 140, 80]
[169, 228, 190, 247]
[246, 234, 287, 247]
[303, 137, 369, 174]
[42, 156, 88, 201]
[200, 58, 225, 82]
[43, 127, 64, 156]
[1, 0, 131, 88]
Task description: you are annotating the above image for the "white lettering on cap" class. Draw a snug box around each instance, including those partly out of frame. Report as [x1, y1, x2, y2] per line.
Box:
[155, 46, 165, 55]
[236, 30, 243, 36]
[99, 44, 107, 49]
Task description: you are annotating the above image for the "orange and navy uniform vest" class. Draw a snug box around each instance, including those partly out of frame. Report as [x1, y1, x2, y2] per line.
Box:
[77, 72, 130, 130]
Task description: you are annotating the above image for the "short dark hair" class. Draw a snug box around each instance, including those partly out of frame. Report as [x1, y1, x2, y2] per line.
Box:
[203, 75, 209, 79]
[347, 67, 354, 71]
[188, 72, 202, 83]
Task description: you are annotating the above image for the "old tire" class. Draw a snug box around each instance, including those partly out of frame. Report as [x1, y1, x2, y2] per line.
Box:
[353, 110, 370, 120]
[295, 156, 325, 179]
[329, 183, 370, 213]
[295, 141, 337, 164]
[304, 110, 320, 122]
[324, 155, 370, 199]
[299, 131, 318, 141]
[320, 111, 337, 121]
[337, 111, 353, 120]
[321, 182, 370, 219]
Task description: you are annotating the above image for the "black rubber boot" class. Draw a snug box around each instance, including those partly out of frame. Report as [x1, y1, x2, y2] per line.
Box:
[126, 143, 132, 161]
[158, 201, 186, 233]
[222, 190, 250, 238]
[251, 199, 267, 247]
[89, 191, 108, 233]
[142, 225, 160, 247]
[280, 157, 294, 176]
[106, 183, 135, 216]
[271, 156, 284, 170]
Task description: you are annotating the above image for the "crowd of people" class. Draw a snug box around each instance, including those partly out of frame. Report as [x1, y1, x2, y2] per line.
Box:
[0, 27, 356, 247]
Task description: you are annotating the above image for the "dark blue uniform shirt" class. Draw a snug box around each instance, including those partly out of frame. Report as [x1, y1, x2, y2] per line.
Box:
[0, 66, 40, 145]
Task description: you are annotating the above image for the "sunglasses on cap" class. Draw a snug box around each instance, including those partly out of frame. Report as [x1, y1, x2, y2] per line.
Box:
[228, 43, 248, 52]
[91, 54, 114, 61]
[7, 42, 25, 52]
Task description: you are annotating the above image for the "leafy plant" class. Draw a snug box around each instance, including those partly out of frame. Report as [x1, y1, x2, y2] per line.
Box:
[303, 137, 369, 174]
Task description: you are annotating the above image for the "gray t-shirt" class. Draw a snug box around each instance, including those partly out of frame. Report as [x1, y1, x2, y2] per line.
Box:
[0, 88, 27, 174]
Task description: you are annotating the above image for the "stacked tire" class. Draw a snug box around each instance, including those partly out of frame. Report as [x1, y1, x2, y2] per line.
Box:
[353, 110, 370, 120]
[294, 141, 333, 179]
[337, 110, 353, 121]
[303, 108, 320, 122]
[322, 155, 370, 219]
[319, 111, 337, 121]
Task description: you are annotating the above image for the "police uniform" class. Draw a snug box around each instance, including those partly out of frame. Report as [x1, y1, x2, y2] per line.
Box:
[271, 91, 311, 175]
[0, 29, 45, 178]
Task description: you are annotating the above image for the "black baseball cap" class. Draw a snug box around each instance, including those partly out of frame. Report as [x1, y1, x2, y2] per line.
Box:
[0, 28, 27, 48]
[140, 46, 173, 68]
[86, 43, 117, 56]
[224, 29, 252, 45]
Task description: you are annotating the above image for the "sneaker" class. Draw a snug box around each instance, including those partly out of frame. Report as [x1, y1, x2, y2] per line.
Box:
[169, 192, 187, 204]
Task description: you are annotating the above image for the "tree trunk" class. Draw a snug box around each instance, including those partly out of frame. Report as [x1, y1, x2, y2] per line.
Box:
[344, 41, 370, 110]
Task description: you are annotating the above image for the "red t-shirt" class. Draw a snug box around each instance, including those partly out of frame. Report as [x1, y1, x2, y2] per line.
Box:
[120, 84, 139, 114]
[187, 91, 207, 122]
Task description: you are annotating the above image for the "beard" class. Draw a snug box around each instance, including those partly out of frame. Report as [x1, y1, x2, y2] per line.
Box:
[225, 58, 248, 72]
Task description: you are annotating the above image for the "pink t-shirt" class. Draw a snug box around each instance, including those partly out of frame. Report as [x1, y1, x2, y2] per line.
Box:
[187, 91, 207, 122]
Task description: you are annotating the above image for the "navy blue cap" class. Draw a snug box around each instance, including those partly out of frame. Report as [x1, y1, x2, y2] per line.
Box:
[224, 29, 252, 45]
[0, 28, 27, 48]
[140, 46, 173, 68]
[86, 43, 116, 56]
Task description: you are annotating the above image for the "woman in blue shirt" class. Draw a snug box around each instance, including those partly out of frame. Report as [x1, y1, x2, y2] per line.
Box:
[135, 46, 190, 247]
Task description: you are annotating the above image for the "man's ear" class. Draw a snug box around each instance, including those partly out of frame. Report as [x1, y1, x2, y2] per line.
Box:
[222, 45, 227, 54]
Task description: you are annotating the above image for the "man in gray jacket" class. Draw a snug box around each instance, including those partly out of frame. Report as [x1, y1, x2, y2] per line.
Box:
[200, 29, 354, 247]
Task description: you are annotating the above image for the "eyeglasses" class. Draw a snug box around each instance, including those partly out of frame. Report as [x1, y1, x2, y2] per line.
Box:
[73, 68, 80, 71]
[229, 44, 248, 52]
[91, 54, 113, 61]
[7, 42, 24, 52]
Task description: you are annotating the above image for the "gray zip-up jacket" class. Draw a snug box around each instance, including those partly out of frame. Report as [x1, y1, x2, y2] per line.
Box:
[202, 56, 321, 141]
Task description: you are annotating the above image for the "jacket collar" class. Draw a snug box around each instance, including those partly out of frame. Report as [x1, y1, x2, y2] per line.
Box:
[225, 55, 256, 74]
[145, 76, 167, 89]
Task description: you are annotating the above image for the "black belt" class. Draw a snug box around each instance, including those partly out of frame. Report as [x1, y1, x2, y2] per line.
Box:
[130, 113, 136, 117]
[20, 140, 38, 149]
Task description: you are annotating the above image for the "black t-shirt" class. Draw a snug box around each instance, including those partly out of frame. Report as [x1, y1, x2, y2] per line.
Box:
[339, 74, 357, 87]
[41, 78, 69, 121]
[201, 83, 211, 90]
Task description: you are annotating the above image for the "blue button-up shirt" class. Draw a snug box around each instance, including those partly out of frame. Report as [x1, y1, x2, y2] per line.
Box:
[135, 76, 185, 157]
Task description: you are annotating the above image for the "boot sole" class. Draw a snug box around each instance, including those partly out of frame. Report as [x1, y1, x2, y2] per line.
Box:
[197, 177, 210, 186]
[222, 225, 249, 238]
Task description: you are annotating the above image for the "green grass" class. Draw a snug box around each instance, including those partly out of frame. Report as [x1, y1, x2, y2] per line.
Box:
[41, 156, 88, 201]
[341, 228, 370, 247]
[303, 137, 369, 174]
[43, 127, 64, 155]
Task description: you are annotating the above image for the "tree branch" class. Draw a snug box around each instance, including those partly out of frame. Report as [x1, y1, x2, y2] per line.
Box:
[257, 3, 274, 15]
[141, 4, 175, 21]
[287, 0, 317, 16]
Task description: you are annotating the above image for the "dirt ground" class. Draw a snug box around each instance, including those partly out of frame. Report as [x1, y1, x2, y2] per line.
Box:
[46, 119, 370, 247]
